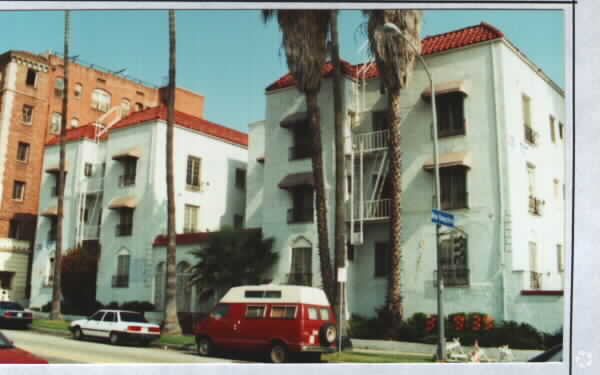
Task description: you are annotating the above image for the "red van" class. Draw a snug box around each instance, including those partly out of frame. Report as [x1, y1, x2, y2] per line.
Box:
[193, 285, 337, 363]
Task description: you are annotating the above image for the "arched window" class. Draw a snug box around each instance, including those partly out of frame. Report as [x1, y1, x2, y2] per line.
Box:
[121, 98, 131, 117]
[114, 248, 130, 288]
[154, 262, 165, 310]
[289, 237, 313, 286]
[177, 261, 193, 312]
[91, 89, 111, 112]
[74, 83, 83, 98]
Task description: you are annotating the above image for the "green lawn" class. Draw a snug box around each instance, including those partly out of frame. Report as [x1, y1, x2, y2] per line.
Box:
[32, 319, 71, 331]
[323, 351, 434, 363]
[158, 335, 195, 346]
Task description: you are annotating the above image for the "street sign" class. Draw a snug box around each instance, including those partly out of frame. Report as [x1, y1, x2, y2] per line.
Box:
[432, 209, 454, 227]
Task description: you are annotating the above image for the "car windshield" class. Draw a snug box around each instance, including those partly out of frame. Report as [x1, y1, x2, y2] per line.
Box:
[0, 302, 23, 310]
[0, 333, 14, 348]
[120, 312, 148, 323]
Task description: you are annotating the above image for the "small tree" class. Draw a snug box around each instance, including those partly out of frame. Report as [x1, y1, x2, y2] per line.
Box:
[189, 229, 278, 301]
[61, 245, 100, 315]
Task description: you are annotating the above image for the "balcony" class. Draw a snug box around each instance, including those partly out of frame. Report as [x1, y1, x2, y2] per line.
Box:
[286, 272, 312, 286]
[118, 174, 136, 187]
[115, 224, 132, 236]
[348, 199, 391, 221]
[112, 275, 129, 288]
[434, 266, 470, 287]
[524, 125, 538, 145]
[289, 145, 312, 161]
[287, 207, 313, 224]
[529, 196, 544, 216]
[352, 129, 389, 153]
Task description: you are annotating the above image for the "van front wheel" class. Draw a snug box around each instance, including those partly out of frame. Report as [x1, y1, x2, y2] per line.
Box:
[270, 343, 288, 364]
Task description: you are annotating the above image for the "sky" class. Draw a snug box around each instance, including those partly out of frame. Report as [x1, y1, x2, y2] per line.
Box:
[0, 8, 565, 133]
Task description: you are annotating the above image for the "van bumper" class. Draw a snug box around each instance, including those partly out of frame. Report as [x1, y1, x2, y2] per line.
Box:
[298, 345, 336, 353]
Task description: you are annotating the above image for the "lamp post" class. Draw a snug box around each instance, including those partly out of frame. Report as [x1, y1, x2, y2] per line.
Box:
[383, 23, 445, 361]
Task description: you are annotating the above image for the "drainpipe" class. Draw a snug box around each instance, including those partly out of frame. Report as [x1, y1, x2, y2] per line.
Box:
[490, 42, 508, 321]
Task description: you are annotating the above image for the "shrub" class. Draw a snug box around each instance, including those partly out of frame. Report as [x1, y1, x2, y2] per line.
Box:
[120, 301, 155, 313]
[348, 314, 382, 339]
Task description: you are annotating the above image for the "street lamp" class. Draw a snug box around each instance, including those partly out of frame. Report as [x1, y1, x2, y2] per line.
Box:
[383, 22, 446, 361]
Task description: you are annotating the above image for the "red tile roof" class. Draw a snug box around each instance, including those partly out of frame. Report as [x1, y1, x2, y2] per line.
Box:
[152, 228, 261, 247]
[46, 105, 247, 147]
[266, 22, 504, 90]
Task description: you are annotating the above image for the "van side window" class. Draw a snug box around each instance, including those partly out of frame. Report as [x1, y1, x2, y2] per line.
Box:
[307, 307, 318, 320]
[265, 291, 282, 298]
[245, 305, 266, 319]
[271, 305, 297, 319]
[320, 308, 330, 321]
[210, 304, 229, 319]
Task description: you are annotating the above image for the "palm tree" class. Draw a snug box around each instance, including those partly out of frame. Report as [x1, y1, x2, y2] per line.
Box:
[262, 10, 335, 303]
[330, 10, 346, 329]
[50, 10, 70, 320]
[162, 9, 182, 336]
[363, 10, 422, 334]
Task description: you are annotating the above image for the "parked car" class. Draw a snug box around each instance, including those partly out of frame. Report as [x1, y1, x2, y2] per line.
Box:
[193, 285, 337, 363]
[0, 331, 47, 364]
[69, 310, 161, 346]
[0, 302, 33, 329]
[528, 344, 562, 362]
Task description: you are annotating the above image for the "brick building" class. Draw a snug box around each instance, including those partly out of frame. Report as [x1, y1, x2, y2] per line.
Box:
[0, 50, 204, 303]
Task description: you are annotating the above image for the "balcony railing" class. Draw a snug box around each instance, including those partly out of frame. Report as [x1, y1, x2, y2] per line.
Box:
[289, 145, 312, 160]
[119, 174, 136, 187]
[524, 125, 538, 145]
[435, 266, 470, 287]
[529, 196, 543, 216]
[530, 271, 542, 290]
[286, 272, 312, 286]
[352, 129, 390, 153]
[287, 207, 314, 224]
[115, 224, 133, 236]
[436, 192, 469, 210]
[349, 199, 391, 221]
[112, 275, 129, 288]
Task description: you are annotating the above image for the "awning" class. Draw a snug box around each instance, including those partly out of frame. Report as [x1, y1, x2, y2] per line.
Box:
[45, 162, 69, 173]
[280, 112, 308, 129]
[423, 152, 471, 171]
[278, 172, 314, 190]
[112, 146, 142, 160]
[41, 206, 58, 217]
[422, 80, 469, 99]
[108, 196, 138, 209]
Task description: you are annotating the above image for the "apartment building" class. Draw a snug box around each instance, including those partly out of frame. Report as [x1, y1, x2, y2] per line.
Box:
[30, 105, 248, 312]
[247, 23, 566, 333]
[0, 50, 204, 304]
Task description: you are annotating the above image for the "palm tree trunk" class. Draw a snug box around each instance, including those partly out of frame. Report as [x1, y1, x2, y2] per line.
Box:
[386, 90, 403, 332]
[163, 9, 182, 335]
[330, 10, 346, 322]
[50, 10, 70, 320]
[306, 91, 335, 304]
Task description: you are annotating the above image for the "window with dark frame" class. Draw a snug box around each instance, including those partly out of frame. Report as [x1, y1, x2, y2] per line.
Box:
[12, 180, 25, 201]
[22, 105, 33, 124]
[186, 156, 202, 190]
[436, 92, 465, 137]
[235, 168, 246, 190]
[289, 247, 312, 286]
[559, 122, 564, 140]
[117, 209, 133, 236]
[374, 242, 388, 277]
[84, 163, 93, 177]
[440, 167, 468, 210]
[16, 142, 30, 162]
[25, 69, 37, 87]
[290, 126, 312, 160]
[288, 187, 313, 223]
[119, 159, 136, 186]
[114, 252, 130, 287]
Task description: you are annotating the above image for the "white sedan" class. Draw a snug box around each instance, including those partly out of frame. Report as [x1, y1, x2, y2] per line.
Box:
[69, 310, 161, 346]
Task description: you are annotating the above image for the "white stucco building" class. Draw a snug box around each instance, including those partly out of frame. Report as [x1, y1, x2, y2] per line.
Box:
[247, 23, 566, 333]
[30, 105, 248, 313]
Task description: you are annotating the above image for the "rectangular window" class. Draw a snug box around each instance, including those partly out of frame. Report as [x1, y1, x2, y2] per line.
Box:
[84, 163, 93, 177]
[234, 214, 244, 230]
[16, 142, 30, 162]
[50, 113, 62, 135]
[12, 181, 25, 201]
[557, 244, 564, 272]
[186, 156, 202, 190]
[559, 122, 564, 140]
[549, 115, 556, 143]
[436, 93, 465, 137]
[529, 241, 540, 289]
[347, 243, 354, 262]
[440, 167, 468, 210]
[25, 69, 37, 87]
[290, 247, 312, 286]
[22, 105, 33, 124]
[374, 242, 388, 277]
[289, 127, 312, 160]
[288, 187, 313, 224]
[184, 204, 199, 233]
[270, 306, 297, 319]
[320, 307, 330, 321]
[372, 110, 388, 131]
[55, 77, 65, 97]
[113, 254, 130, 287]
[245, 305, 266, 319]
[439, 231, 469, 286]
[346, 176, 352, 195]
[119, 159, 137, 186]
[235, 168, 246, 190]
[117, 209, 133, 236]
[522, 94, 536, 144]
[307, 306, 318, 320]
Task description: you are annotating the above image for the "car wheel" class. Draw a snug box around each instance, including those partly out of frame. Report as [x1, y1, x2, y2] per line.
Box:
[319, 323, 337, 346]
[196, 336, 213, 356]
[270, 343, 288, 364]
[73, 327, 84, 340]
[109, 332, 120, 345]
